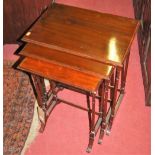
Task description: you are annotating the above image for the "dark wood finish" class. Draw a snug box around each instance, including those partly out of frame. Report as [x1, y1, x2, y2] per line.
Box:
[86, 93, 96, 153]
[133, 0, 151, 106]
[18, 57, 111, 92]
[20, 43, 113, 79]
[121, 51, 130, 93]
[31, 75, 45, 108]
[14, 3, 139, 152]
[22, 3, 139, 67]
[17, 56, 113, 152]
[86, 94, 92, 133]
[17, 53, 114, 152]
[108, 68, 121, 132]
[98, 80, 109, 144]
[4, 0, 51, 43]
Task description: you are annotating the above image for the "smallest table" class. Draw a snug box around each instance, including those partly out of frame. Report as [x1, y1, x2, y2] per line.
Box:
[17, 55, 114, 152]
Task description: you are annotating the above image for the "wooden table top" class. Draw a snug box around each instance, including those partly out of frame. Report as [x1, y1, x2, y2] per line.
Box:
[18, 57, 108, 92]
[20, 43, 113, 79]
[22, 3, 139, 67]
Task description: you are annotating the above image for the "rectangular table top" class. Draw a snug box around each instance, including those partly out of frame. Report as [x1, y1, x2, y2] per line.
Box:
[20, 43, 113, 79]
[22, 3, 139, 67]
[18, 57, 105, 92]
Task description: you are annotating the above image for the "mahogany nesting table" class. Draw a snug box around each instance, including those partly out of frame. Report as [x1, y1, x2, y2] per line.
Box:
[15, 2, 139, 153]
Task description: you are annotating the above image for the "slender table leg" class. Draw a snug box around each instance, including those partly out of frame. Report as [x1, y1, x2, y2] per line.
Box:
[110, 73, 115, 106]
[86, 92, 96, 153]
[30, 75, 44, 107]
[86, 94, 92, 133]
[98, 80, 109, 144]
[31, 75, 61, 132]
[107, 68, 121, 135]
[31, 74, 47, 132]
[98, 84, 102, 114]
[121, 51, 130, 94]
[49, 80, 56, 91]
[37, 106, 46, 132]
[39, 77, 48, 108]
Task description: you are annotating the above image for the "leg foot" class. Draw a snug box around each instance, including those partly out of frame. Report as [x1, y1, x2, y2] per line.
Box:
[86, 147, 92, 153]
[39, 121, 46, 133]
[86, 132, 95, 153]
[98, 139, 103, 144]
[120, 88, 126, 94]
[98, 128, 105, 144]
[37, 106, 46, 133]
[105, 125, 111, 136]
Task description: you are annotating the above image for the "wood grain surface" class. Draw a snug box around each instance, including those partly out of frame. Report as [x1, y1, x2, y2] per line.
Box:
[20, 43, 113, 79]
[18, 57, 107, 92]
[22, 3, 139, 66]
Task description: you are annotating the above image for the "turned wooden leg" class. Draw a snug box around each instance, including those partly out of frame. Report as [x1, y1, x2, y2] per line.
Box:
[30, 75, 63, 133]
[107, 68, 121, 134]
[86, 94, 91, 133]
[86, 93, 96, 153]
[30, 75, 44, 107]
[98, 83, 103, 113]
[110, 73, 115, 106]
[98, 80, 109, 144]
[121, 51, 130, 94]
[98, 81, 104, 144]
[37, 106, 46, 133]
[30, 74, 48, 132]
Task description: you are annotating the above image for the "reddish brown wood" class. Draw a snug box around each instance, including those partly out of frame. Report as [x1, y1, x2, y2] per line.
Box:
[20, 43, 113, 79]
[86, 94, 92, 133]
[86, 93, 96, 153]
[31, 74, 47, 132]
[31, 74, 45, 107]
[18, 57, 110, 92]
[18, 56, 112, 152]
[110, 71, 115, 106]
[121, 51, 130, 93]
[98, 80, 109, 144]
[22, 3, 139, 67]
[108, 68, 121, 132]
[14, 3, 140, 152]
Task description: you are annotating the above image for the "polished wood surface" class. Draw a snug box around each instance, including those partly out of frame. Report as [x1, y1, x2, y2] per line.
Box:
[14, 2, 140, 152]
[22, 3, 139, 66]
[20, 43, 113, 79]
[18, 57, 107, 92]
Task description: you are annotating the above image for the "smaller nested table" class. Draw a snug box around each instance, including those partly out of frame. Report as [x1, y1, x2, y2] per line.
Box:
[17, 55, 114, 152]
